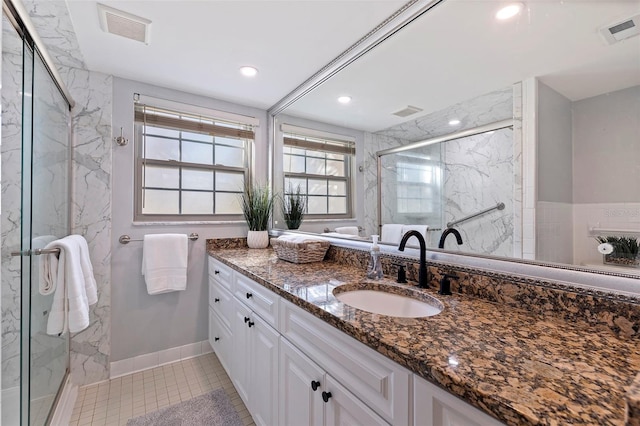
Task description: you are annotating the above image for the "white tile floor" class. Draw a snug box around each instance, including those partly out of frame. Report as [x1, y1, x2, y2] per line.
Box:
[69, 353, 254, 426]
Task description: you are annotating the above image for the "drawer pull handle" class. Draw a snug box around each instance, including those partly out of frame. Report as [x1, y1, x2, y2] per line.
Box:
[311, 380, 320, 391]
[247, 321, 255, 328]
[214, 270, 220, 275]
[322, 391, 332, 403]
[214, 337, 220, 342]
[214, 298, 220, 303]
[246, 292, 253, 299]
[244, 317, 250, 323]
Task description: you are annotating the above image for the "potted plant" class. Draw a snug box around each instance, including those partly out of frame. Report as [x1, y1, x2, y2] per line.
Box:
[596, 236, 640, 267]
[281, 184, 306, 230]
[241, 183, 275, 249]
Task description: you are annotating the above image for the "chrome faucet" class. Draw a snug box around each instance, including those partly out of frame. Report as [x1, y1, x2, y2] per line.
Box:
[438, 228, 463, 249]
[398, 230, 429, 288]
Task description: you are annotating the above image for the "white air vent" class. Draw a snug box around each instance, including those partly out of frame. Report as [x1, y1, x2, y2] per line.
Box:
[599, 14, 640, 45]
[392, 105, 423, 118]
[98, 3, 151, 44]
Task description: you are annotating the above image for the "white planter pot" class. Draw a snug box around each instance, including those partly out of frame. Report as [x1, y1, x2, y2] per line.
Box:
[247, 230, 269, 249]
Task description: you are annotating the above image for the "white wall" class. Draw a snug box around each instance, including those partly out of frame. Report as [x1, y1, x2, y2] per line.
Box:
[110, 77, 268, 361]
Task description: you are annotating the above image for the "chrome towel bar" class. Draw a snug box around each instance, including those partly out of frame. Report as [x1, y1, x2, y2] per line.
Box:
[119, 233, 199, 245]
[11, 247, 61, 257]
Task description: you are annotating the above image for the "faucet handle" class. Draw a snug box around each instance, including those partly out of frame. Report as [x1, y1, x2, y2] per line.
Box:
[393, 264, 407, 283]
[438, 273, 458, 295]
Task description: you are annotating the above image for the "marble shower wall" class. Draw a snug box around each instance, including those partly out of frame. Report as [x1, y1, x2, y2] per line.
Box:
[364, 87, 519, 256]
[23, 0, 113, 386]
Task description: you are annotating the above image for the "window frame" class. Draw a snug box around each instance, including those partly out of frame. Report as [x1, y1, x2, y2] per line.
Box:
[133, 101, 254, 222]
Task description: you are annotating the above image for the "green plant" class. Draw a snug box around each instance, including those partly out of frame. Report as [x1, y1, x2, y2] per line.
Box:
[596, 236, 640, 258]
[241, 183, 275, 231]
[281, 185, 306, 230]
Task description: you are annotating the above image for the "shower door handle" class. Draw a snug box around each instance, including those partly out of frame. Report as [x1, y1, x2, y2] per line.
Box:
[10, 248, 60, 256]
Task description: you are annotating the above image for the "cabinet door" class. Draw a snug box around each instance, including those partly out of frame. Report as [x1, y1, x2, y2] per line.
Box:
[279, 338, 324, 426]
[209, 279, 234, 330]
[324, 375, 389, 426]
[208, 308, 232, 375]
[249, 314, 280, 426]
[231, 300, 252, 406]
[413, 376, 505, 426]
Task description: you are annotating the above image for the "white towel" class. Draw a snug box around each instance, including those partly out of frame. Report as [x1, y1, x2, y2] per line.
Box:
[35, 235, 58, 296]
[277, 234, 324, 243]
[44, 236, 97, 335]
[401, 225, 429, 241]
[142, 234, 188, 295]
[381, 224, 404, 244]
[334, 226, 359, 236]
[66, 235, 98, 305]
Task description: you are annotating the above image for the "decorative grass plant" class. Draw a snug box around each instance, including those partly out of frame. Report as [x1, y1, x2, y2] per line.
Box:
[241, 183, 275, 231]
[596, 235, 640, 267]
[282, 185, 306, 230]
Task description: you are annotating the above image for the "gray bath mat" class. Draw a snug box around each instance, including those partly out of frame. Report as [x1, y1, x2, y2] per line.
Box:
[126, 388, 244, 426]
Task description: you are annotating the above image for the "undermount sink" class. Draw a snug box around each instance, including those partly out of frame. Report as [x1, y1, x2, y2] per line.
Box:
[333, 284, 443, 318]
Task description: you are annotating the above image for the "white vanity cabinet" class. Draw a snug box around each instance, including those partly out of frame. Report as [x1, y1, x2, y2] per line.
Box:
[208, 258, 234, 373]
[413, 375, 505, 426]
[280, 337, 388, 426]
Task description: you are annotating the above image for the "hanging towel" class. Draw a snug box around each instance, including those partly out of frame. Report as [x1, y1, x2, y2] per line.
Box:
[66, 235, 98, 305]
[142, 234, 188, 295]
[35, 235, 58, 296]
[381, 224, 404, 245]
[334, 226, 359, 236]
[43, 236, 97, 335]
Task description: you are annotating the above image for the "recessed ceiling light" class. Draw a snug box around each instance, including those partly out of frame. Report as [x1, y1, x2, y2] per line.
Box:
[239, 66, 258, 77]
[448, 119, 461, 126]
[337, 96, 352, 104]
[495, 3, 524, 20]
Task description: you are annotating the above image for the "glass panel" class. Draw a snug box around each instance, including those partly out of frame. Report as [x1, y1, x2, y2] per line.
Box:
[216, 136, 244, 148]
[284, 146, 305, 155]
[306, 157, 326, 175]
[182, 131, 213, 143]
[329, 197, 347, 214]
[326, 160, 345, 176]
[283, 154, 305, 173]
[182, 191, 213, 214]
[308, 179, 327, 195]
[144, 165, 179, 188]
[215, 172, 244, 192]
[285, 177, 307, 193]
[144, 125, 179, 138]
[142, 189, 179, 214]
[216, 193, 243, 214]
[144, 136, 180, 161]
[182, 169, 213, 190]
[328, 181, 346, 196]
[215, 145, 244, 167]
[182, 141, 213, 165]
[308, 196, 327, 214]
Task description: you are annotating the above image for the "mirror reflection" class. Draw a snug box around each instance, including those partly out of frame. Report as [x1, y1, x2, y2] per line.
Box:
[273, 0, 640, 276]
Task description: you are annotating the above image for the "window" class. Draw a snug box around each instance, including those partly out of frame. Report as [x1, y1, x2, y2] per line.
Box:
[396, 159, 441, 215]
[283, 130, 354, 218]
[134, 101, 254, 221]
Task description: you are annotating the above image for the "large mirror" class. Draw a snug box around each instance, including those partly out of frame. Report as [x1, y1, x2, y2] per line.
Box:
[271, 0, 640, 278]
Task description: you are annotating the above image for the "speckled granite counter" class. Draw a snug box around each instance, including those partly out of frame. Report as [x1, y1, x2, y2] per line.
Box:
[208, 247, 640, 426]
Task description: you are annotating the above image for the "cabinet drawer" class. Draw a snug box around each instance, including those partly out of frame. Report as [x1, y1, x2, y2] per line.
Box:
[209, 307, 232, 375]
[208, 256, 233, 292]
[280, 299, 410, 426]
[209, 280, 234, 331]
[234, 273, 279, 329]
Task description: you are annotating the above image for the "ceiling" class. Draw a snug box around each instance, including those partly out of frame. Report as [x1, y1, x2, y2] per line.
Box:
[66, 0, 407, 109]
[284, 0, 640, 132]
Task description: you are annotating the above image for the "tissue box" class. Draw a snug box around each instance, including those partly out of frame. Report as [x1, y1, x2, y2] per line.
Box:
[271, 238, 330, 264]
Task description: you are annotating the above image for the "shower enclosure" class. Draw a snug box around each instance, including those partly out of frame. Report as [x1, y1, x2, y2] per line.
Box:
[2, 3, 73, 425]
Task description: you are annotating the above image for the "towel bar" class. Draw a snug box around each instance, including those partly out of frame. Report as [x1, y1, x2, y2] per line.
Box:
[11, 247, 61, 256]
[119, 233, 199, 245]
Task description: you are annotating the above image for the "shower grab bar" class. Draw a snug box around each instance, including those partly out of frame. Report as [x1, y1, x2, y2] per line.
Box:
[11, 248, 61, 257]
[119, 233, 199, 244]
[446, 202, 505, 228]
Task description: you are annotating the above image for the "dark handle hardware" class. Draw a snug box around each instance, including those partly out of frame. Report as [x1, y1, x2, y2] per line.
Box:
[214, 337, 220, 342]
[214, 298, 220, 303]
[247, 321, 255, 328]
[394, 264, 407, 283]
[246, 292, 253, 299]
[244, 317, 250, 323]
[311, 380, 320, 391]
[214, 270, 220, 275]
[322, 391, 332, 403]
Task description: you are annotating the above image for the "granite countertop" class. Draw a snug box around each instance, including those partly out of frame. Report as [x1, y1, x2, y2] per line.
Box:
[208, 247, 640, 426]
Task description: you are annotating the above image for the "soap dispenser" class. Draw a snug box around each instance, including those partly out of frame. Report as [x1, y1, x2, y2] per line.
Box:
[366, 235, 383, 280]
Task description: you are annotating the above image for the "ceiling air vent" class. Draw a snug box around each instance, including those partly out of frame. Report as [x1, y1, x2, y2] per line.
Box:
[392, 105, 423, 118]
[98, 3, 151, 44]
[599, 14, 640, 45]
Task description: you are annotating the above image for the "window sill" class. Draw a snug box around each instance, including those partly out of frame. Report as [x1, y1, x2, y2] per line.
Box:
[132, 220, 246, 226]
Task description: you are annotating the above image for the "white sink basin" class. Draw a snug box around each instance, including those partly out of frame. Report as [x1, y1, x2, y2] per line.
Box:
[334, 288, 442, 318]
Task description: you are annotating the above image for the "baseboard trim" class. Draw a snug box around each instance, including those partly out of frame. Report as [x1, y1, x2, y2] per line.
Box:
[49, 375, 77, 426]
[110, 340, 213, 379]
